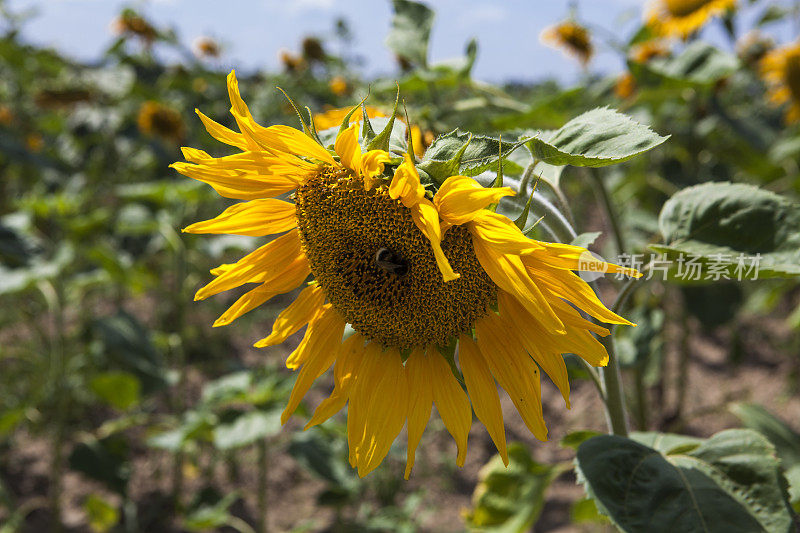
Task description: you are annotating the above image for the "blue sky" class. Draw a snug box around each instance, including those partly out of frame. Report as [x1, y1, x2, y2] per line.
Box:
[4, 0, 797, 83]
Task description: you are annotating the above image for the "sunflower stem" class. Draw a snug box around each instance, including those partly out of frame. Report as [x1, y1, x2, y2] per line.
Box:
[585, 168, 626, 256]
[598, 336, 629, 437]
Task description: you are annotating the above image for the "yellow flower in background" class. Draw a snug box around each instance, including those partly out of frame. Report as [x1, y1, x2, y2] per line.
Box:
[26, 134, 44, 153]
[111, 11, 157, 43]
[137, 101, 185, 143]
[646, 0, 736, 39]
[173, 71, 640, 478]
[761, 42, 800, 124]
[0, 105, 14, 126]
[279, 49, 306, 73]
[193, 37, 221, 59]
[629, 40, 671, 64]
[329, 76, 349, 96]
[737, 31, 774, 68]
[540, 21, 593, 66]
[614, 72, 637, 100]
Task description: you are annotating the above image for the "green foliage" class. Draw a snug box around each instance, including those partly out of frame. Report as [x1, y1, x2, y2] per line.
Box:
[83, 494, 120, 533]
[385, 0, 434, 67]
[576, 430, 795, 533]
[523, 107, 669, 167]
[638, 42, 739, 87]
[654, 182, 800, 278]
[463, 443, 566, 532]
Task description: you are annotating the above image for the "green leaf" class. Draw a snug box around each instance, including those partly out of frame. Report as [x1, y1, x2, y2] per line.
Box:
[69, 435, 130, 495]
[183, 493, 239, 531]
[89, 371, 141, 411]
[639, 42, 739, 86]
[654, 182, 800, 278]
[463, 443, 565, 532]
[385, 0, 433, 67]
[419, 130, 523, 184]
[570, 232, 601, 249]
[524, 108, 668, 167]
[212, 409, 282, 450]
[84, 494, 119, 533]
[576, 430, 794, 533]
[731, 403, 800, 505]
[560, 430, 602, 450]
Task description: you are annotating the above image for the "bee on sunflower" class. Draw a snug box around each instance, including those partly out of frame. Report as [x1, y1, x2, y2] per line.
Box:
[646, 0, 737, 39]
[172, 72, 640, 477]
[760, 41, 800, 124]
[540, 20, 593, 66]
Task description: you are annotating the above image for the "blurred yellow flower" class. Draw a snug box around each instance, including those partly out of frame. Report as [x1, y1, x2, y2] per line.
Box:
[329, 76, 349, 96]
[313, 106, 386, 131]
[279, 49, 306, 73]
[112, 11, 157, 43]
[137, 101, 185, 143]
[172, 71, 640, 478]
[540, 21, 593, 66]
[614, 72, 637, 100]
[737, 31, 774, 67]
[193, 37, 221, 59]
[26, 134, 44, 153]
[0, 105, 14, 126]
[646, 0, 737, 39]
[629, 40, 671, 64]
[761, 42, 800, 124]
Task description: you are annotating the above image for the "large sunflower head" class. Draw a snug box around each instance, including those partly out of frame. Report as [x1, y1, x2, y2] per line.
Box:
[172, 71, 640, 478]
[760, 41, 800, 124]
[646, 0, 737, 39]
[540, 21, 594, 66]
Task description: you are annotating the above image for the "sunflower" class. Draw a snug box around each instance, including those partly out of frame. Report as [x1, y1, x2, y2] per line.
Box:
[137, 101, 185, 143]
[646, 0, 736, 39]
[761, 42, 800, 124]
[540, 21, 593, 66]
[629, 40, 671, 64]
[173, 71, 639, 478]
[194, 37, 221, 59]
[614, 72, 637, 100]
[329, 76, 349, 97]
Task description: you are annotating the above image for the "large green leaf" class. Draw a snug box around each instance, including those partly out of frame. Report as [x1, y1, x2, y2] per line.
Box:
[385, 0, 433, 67]
[576, 430, 794, 533]
[463, 443, 565, 532]
[212, 409, 281, 450]
[654, 182, 800, 278]
[523, 107, 668, 167]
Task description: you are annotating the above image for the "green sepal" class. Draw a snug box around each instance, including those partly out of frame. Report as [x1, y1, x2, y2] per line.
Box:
[399, 347, 412, 363]
[275, 87, 317, 142]
[514, 177, 540, 230]
[366, 84, 400, 152]
[360, 103, 376, 144]
[304, 106, 322, 145]
[338, 94, 369, 137]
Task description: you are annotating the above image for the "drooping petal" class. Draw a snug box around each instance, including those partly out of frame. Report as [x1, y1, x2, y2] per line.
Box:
[427, 346, 472, 468]
[305, 333, 366, 429]
[348, 344, 409, 477]
[183, 198, 297, 237]
[195, 109, 249, 151]
[526, 263, 633, 326]
[524, 242, 641, 278]
[170, 161, 305, 201]
[411, 199, 460, 282]
[360, 149, 392, 190]
[281, 306, 346, 424]
[434, 175, 514, 225]
[469, 210, 544, 256]
[471, 235, 564, 333]
[388, 153, 424, 208]
[475, 313, 548, 441]
[253, 283, 325, 347]
[334, 123, 362, 173]
[498, 291, 571, 408]
[213, 256, 309, 326]
[458, 334, 508, 465]
[195, 229, 303, 301]
[404, 348, 434, 479]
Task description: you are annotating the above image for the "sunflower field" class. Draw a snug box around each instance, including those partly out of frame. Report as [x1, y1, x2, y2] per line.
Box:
[2, 0, 800, 531]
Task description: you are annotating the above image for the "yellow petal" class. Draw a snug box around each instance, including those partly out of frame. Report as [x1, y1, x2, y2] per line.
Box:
[388, 153, 424, 208]
[360, 149, 392, 190]
[183, 198, 297, 237]
[181, 146, 212, 163]
[475, 313, 548, 441]
[434, 175, 514, 225]
[469, 210, 543, 256]
[524, 242, 642, 278]
[212, 256, 309, 326]
[472, 236, 564, 333]
[281, 306, 346, 424]
[334, 123, 362, 173]
[194, 229, 303, 301]
[526, 264, 632, 326]
[458, 334, 508, 465]
[404, 348, 433, 479]
[411, 199, 460, 282]
[427, 345, 471, 467]
[253, 283, 326, 347]
[305, 333, 366, 429]
[498, 291, 571, 408]
[348, 344, 409, 477]
[170, 161, 304, 201]
[194, 109, 249, 150]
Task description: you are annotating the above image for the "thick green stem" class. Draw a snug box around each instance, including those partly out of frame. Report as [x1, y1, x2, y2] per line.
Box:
[598, 335, 629, 437]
